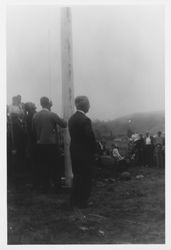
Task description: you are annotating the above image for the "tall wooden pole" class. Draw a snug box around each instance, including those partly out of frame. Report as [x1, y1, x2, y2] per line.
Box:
[61, 7, 74, 187]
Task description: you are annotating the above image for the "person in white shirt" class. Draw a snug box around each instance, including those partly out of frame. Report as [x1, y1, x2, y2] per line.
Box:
[144, 132, 154, 167]
[8, 95, 25, 120]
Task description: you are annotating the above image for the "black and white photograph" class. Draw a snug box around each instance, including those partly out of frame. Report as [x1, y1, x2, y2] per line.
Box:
[2, 0, 167, 246]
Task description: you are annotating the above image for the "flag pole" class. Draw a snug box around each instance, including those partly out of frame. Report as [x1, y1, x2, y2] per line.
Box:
[61, 7, 74, 187]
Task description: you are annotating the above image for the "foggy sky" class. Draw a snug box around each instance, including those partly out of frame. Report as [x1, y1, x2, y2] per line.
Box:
[7, 5, 165, 120]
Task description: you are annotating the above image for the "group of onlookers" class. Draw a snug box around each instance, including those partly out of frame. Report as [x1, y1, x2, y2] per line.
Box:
[7, 95, 28, 172]
[111, 131, 165, 169]
[7, 95, 65, 191]
[7, 94, 165, 209]
[129, 131, 165, 168]
[7, 94, 97, 209]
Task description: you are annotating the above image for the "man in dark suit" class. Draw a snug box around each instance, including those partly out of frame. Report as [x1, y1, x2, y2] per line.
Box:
[68, 96, 97, 208]
[32, 96, 67, 192]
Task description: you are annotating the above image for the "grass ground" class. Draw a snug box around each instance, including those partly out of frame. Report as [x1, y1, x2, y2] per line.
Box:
[7, 163, 165, 244]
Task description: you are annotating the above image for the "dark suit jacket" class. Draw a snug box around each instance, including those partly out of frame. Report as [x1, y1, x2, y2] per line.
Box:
[68, 111, 97, 162]
[32, 109, 67, 144]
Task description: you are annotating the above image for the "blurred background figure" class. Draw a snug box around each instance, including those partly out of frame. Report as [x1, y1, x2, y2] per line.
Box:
[154, 131, 164, 168]
[133, 133, 145, 167]
[24, 102, 37, 174]
[7, 95, 27, 172]
[8, 95, 25, 118]
[112, 144, 129, 174]
[25, 102, 37, 143]
[144, 131, 154, 167]
[127, 119, 133, 138]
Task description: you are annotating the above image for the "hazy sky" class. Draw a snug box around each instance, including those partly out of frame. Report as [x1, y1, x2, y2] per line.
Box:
[7, 4, 164, 120]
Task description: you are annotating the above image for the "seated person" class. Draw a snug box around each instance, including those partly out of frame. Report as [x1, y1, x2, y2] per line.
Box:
[112, 144, 130, 174]
[112, 144, 124, 161]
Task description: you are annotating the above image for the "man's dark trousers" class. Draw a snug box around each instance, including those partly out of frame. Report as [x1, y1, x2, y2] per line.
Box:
[71, 158, 93, 208]
[34, 144, 60, 191]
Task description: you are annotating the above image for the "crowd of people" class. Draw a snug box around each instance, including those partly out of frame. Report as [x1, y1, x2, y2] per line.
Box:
[7, 94, 97, 209]
[129, 131, 165, 168]
[7, 95, 66, 189]
[7, 94, 165, 209]
[109, 131, 165, 172]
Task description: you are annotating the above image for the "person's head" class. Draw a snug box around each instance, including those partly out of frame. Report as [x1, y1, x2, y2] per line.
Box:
[12, 96, 18, 105]
[112, 144, 118, 148]
[17, 95, 22, 103]
[157, 131, 162, 137]
[40, 96, 50, 109]
[75, 96, 90, 113]
[48, 100, 53, 111]
[25, 102, 36, 113]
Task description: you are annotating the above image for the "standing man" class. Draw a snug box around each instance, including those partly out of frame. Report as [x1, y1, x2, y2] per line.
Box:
[32, 97, 67, 192]
[8, 95, 27, 171]
[24, 102, 37, 180]
[16, 94, 25, 116]
[144, 131, 154, 167]
[154, 131, 164, 168]
[133, 134, 145, 167]
[68, 96, 97, 209]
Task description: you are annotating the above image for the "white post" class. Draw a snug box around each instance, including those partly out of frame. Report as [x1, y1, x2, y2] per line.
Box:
[61, 7, 74, 187]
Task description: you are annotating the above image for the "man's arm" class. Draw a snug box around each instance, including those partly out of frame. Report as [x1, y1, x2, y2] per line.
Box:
[54, 113, 67, 128]
[84, 118, 97, 153]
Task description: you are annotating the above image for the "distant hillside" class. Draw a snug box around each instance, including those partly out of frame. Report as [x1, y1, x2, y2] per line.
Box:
[93, 110, 165, 139]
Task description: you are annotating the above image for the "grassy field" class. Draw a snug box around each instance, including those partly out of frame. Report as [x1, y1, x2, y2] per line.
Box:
[7, 163, 165, 244]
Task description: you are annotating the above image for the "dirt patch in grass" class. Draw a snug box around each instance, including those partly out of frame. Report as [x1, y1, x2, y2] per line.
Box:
[7, 166, 165, 244]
